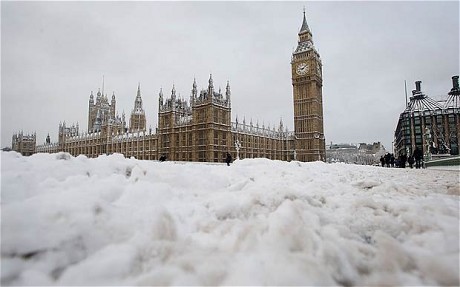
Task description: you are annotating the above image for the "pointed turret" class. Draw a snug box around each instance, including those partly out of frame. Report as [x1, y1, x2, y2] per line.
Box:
[134, 83, 143, 112]
[226, 81, 231, 104]
[299, 8, 310, 34]
[191, 78, 197, 104]
[130, 84, 146, 132]
[96, 88, 102, 103]
[279, 118, 284, 132]
[193, 78, 197, 92]
[159, 88, 164, 107]
[171, 84, 176, 101]
[294, 9, 315, 54]
[111, 92, 116, 118]
[208, 74, 214, 97]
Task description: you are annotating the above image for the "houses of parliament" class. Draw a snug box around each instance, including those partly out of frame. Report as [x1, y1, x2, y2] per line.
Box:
[12, 12, 326, 162]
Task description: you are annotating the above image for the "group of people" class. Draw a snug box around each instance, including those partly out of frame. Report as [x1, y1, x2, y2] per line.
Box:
[380, 147, 424, 169]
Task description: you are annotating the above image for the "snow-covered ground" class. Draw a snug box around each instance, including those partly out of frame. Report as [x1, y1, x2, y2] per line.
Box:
[1, 151, 459, 286]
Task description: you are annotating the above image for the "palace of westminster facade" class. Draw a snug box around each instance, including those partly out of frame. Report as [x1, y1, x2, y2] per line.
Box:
[12, 12, 326, 162]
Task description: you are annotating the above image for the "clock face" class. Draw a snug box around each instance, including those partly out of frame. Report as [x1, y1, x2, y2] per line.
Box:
[296, 62, 309, 75]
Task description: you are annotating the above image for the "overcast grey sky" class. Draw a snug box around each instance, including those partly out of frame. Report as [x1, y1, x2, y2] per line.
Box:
[2, 1, 459, 151]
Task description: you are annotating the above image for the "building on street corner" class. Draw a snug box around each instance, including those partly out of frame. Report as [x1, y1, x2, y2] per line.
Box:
[394, 76, 460, 158]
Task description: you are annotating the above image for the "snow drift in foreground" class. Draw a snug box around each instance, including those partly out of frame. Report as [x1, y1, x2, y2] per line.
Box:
[1, 152, 459, 286]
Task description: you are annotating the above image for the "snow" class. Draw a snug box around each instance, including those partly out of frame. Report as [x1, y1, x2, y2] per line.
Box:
[1, 151, 459, 286]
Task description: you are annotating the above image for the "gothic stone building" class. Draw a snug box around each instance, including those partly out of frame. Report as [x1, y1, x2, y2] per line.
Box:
[15, 12, 326, 162]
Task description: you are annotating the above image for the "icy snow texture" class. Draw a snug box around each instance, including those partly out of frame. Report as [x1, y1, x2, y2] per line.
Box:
[1, 151, 459, 286]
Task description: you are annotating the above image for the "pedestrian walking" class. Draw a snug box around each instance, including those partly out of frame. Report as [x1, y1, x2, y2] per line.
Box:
[399, 153, 407, 168]
[408, 155, 414, 168]
[384, 153, 391, 167]
[225, 152, 233, 166]
[413, 147, 423, 169]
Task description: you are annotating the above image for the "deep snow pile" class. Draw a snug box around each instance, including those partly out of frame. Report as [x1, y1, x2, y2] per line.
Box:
[1, 151, 459, 286]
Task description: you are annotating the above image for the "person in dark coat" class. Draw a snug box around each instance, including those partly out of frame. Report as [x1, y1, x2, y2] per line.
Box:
[225, 152, 233, 166]
[384, 153, 391, 167]
[399, 153, 407, 168]
[408, 155, 415, 168]
[390, 153, 395, 167]
[380, 156, 385, 167]
[159, 154, 167, 162]
[413, 147, 423, 169]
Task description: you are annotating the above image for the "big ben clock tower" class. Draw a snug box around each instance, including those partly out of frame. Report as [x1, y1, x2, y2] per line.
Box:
[291, 9, 325, 162]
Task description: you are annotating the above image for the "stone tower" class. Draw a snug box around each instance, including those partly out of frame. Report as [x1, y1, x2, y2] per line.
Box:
[129, 83, 146, 132]
[190, 75, 232, 162]
[291, 10, 325, 162]
[88, 89, 116, 133]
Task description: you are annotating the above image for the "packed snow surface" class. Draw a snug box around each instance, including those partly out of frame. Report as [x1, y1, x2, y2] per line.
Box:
[1, 152, 459, 286]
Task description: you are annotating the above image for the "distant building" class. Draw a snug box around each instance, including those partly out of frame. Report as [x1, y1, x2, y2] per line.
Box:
[11, 132, 36, 156]
[326, 142, 385, 165]
[358, 142, 384, 155]
[14, 11, 326, 163]
[394, 76, 460, 157]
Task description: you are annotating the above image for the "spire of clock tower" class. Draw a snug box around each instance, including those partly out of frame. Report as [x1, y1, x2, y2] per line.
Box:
[299, 7, 310, 34]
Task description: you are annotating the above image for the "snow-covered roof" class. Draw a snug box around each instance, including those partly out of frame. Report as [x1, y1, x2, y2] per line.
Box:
[444, 93, 460, 109]
[404, 92, 443, 113]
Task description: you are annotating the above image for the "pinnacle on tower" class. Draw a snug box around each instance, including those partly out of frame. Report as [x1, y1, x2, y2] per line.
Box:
[207, 74, 214, 98]
[133, 84, 144, 112]
[208, 74, 214, 87]
[299, 7, 310, 34]
[226, 81, 231, 102]
[191, 78, 198, 103]
[171, 84, 176, 99]
[159, 88, 164, 104]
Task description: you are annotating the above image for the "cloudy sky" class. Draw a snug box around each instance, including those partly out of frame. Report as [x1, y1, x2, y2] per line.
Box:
[2, 1, 459, 151]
